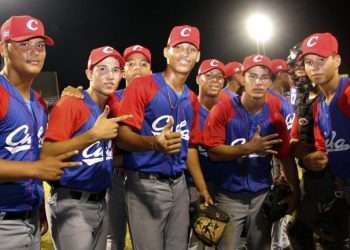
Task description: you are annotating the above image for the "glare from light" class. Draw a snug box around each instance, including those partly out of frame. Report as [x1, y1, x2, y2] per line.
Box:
[246, 13, 273, 43]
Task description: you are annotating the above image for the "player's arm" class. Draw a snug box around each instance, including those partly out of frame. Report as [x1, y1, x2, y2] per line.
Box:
[117, 118, 181, 154]
[187, 147, 213, 206]
[0, 151, 81, 182]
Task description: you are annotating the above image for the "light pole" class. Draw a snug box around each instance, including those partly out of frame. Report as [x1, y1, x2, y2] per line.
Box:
[246, 13, 273, 55]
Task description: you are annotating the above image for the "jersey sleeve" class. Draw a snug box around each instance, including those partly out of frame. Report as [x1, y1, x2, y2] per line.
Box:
[203, 99, 233, 148]
[44, 96, 90, 141]
[118, 76, 157, 130]
[290, 114, 300, 142]
[189, 91, 201, 146]
[271, 112, 291, 159]
[0, 85, 9, 120]
[107, 94, 120, 117]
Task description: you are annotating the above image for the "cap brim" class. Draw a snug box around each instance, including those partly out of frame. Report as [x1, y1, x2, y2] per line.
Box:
[243, 64, 272, 74]
[124, 51, 151, 63]
[168, 40, 200, 50]
[300, 49, 331, 59]
[10, 35, 55, 46]
[199, 66, 225, 76]
[89, 54, 125, 70]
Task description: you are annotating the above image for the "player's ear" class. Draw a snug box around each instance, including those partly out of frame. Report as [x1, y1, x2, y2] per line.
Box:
[163, 46, 169, 59]
[195, 51, 200, 63]
[334, 54, 341, 68]
[85, 68, 92, 81]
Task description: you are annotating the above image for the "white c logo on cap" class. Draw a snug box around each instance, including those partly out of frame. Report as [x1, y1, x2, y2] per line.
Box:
[26, 19, 39, 31]
[277, 65, 282, 69]
[132, 45, 142, 51]
[253, 55, 263, 62]
[102, 46, 114, 54]
[180, 28, 191, 37]
[209, 60, 219, 67]
[306, 36, 319, 47]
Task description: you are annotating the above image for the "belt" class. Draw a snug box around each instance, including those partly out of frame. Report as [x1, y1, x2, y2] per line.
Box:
[1, 211, 34, 220]
[50, 183, 106, 202]
[69, 190, 106, 202]
[138, 171, 184, 182]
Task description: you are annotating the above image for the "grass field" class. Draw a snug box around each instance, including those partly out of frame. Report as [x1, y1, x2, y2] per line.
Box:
[41, 183, 132, 250]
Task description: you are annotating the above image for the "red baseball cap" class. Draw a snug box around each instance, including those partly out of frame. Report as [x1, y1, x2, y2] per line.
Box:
[87, 46, 124, 70]
[1, 15, 54, 45]
[123, 45, 151, 63]
[242, 54, 272, 74]
[167, 25, 200, 50]
[224, 61, 243, 78]
[197, 59, 225, 75]
[300, 32, 338, 58]
[271, 59, 288, 75]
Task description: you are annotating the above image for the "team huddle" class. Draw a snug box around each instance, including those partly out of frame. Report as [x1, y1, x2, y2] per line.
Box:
[0, 14, 349, 250]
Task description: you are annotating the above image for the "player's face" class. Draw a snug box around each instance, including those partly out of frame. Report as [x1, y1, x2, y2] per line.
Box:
[1, 37, 46, 76]
[124, 53, 151, 84]
[87, 57, 122, 97]
[164, 43, 199, 74]
[243, 66, 271, 100]
[197, 68, 225, 97]
[304, 54, 340, 86]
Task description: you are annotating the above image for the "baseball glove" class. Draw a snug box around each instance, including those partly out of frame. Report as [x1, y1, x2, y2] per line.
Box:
[190, 202, 230, 246]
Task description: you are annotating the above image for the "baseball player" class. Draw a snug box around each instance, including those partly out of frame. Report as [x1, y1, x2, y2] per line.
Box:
[224, 61, 244, 94]
[42, 46, 130, 250]
[116, 25, 211, 250]
[291, 32, 350, 249]
[270, 59, 293, 98]
[203, 54, 300, 250]
[108, 44, 152, 250]
[0, 15, 79, 250]
[187, 58, 225, 250]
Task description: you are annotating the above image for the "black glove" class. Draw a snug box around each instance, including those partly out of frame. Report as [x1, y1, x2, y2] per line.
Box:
[262, 182, 292, 223]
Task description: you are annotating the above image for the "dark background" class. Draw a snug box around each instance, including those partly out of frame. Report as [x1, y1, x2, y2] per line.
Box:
[1, 0, 349, 92]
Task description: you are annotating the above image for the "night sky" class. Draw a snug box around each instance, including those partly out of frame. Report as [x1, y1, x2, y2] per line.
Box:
[1, 0, 349, 92]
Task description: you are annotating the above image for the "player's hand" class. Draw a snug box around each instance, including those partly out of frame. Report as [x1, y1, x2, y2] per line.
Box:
[90, 106, 132, 140]
[199, 189, 214, 207]
[247, 126, 282, 155]
[61, 85, 84, 98]
[35, 150, 81, 181]
[154, 117, 182, 154]
[302, 151, 328, 171]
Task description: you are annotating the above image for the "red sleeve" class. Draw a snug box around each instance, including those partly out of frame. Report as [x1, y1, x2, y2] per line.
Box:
[290, 114, 300, 141]
[45, 96, 90, 141]
[271, 112, 291, 159]
[313, 102, 326, 152]
[0, 85, 9, 120]
[189, 91, 201, 146]
[203, 98, 234, 148]
[118, 75, 157, 130]
[338, 81, 350, 118]
[107, 94, 120, 117]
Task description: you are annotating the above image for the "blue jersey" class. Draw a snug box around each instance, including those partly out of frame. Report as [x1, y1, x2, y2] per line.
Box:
[45, 91, 113, 192]
[314, 77, 350, 179]
[0, 75, 47, 212]
[204, 94, 291, 193]
[118, 73, 201, 176]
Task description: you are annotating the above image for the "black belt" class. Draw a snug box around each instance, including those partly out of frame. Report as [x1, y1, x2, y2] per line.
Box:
[1, 211, 34, 220]
[50, 183, 106, 202]
[138, 171, 184, 182]
[69, 190, 106, 202]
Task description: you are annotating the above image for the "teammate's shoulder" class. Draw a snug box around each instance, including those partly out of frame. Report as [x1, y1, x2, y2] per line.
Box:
[54, 95, 85, 109]
[33, 90, 48, 112]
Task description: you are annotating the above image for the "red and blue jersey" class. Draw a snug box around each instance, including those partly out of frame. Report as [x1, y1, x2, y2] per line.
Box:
[0, 75, 47, 212]
[203, 94, 291, 193]
[45, 91, 113, 192]
[313, 77, 350, 179]
[118, 73, 201, 176]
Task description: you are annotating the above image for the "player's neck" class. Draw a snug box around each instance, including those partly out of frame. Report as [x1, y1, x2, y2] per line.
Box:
[227, 81, 240, 93]
[241, 92, 265, 113]
[320, 72, 340, 103]
[86, 87, 108, 111]
[1, 66, 34, 100]
[198, 92, 218, 111]
[162, 68, 188, 94]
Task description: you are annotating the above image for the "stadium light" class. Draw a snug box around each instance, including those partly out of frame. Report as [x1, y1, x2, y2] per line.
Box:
[246, 13, 273, 54]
